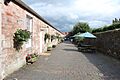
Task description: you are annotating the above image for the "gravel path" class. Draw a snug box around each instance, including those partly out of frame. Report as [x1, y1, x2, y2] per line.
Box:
[5, 41, 120, 80]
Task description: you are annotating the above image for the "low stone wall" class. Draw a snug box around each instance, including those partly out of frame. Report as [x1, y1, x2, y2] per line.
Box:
[94, 29, 120, 59]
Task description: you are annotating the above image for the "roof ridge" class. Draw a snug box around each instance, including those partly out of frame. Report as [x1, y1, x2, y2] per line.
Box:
[11, 0, 62, 34]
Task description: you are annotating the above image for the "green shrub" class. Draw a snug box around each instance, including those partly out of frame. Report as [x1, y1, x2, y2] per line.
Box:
[47, 46, 52, 51]
[51, 35, 56, 41]
[92, 23, 120, 33]
[44, 33, 50, 42]
[52, 45, 56, 48]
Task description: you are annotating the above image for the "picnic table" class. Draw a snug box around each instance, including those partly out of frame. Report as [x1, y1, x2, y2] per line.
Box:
[78, 44, 96, 53]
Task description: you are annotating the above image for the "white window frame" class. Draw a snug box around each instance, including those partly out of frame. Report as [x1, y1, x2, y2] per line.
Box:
[26, 15, 33, 48]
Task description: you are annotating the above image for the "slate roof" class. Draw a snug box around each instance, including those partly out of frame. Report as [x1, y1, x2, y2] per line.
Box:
[11, 0, 62, 34]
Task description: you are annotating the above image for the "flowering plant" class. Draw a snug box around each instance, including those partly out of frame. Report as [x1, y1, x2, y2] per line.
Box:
[26, 53, 38, 64]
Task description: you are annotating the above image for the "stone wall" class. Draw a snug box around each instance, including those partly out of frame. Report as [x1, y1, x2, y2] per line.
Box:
[1, 2, 40, 79]
[1, 1, 48, 79]
[91, 29, 120, 59]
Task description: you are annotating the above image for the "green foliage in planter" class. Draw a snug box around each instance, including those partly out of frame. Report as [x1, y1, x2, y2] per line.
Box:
[52, 45, 56, 48]
[44, 33, 50, 42]
[47, 46, 52, 51]
[56, 36, 59, 39]
[56, 35, 61, 39]
[51, 35, 56, 41]
[56, 35, 60, 42]
[13, 29, 31, 51]
[58, 37, 63, 42]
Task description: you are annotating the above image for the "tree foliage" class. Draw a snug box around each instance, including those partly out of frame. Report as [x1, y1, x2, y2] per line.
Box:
[92, 23, 120, 33]
[72, 22, 90, 35]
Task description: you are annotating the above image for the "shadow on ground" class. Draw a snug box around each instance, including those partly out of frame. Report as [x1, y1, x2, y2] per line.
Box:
[4, 41, 120, 80]
[82, 52, 120, 80]
[64, 41, 120, 80]
[63, 48, 78, 52]
[63, 41, 72, 44]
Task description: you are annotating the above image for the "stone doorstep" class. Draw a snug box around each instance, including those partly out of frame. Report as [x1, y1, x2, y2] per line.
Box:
[40, 52, 51, 56]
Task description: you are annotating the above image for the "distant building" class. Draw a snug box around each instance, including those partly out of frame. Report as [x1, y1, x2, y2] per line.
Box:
[62, 32, 70, 36]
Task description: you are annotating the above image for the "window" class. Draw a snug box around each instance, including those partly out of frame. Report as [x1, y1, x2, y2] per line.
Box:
[26, 15, 32, 48]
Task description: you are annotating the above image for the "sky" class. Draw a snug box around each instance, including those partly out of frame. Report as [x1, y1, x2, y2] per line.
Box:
[23, 0, 120, 32]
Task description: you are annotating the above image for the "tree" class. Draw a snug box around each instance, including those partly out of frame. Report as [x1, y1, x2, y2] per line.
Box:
[72, 22, 90, 35]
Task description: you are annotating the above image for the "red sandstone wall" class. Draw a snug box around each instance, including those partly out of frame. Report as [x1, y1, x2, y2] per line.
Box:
[2, 2, 26, 77]
[1, 1, 63, 79]
[1, 2, 43, 78]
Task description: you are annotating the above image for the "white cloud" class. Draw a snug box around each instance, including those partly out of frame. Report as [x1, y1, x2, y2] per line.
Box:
[74, 0, 120, 15]
[67, 13, 79, 20]
[24, 0, 120, 32]
[89, 20, 110, 28]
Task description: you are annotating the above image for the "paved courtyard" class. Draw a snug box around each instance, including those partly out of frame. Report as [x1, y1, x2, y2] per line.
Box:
[5, 41, 120, 80]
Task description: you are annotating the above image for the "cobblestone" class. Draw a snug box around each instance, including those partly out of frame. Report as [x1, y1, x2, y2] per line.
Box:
[5, 41, 120, 80]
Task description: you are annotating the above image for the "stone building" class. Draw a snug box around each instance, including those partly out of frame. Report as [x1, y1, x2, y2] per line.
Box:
[0, 0, 63, 79]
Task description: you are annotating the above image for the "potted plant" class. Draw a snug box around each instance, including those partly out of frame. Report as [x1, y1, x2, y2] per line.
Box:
[13, 29, 31, 51]
[51, 35, 56, 42]
[44, 33, 50, 43]
[47, 46, 52, 51]
[26, 53, 38, 64]
[52, 45, 56, 48]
